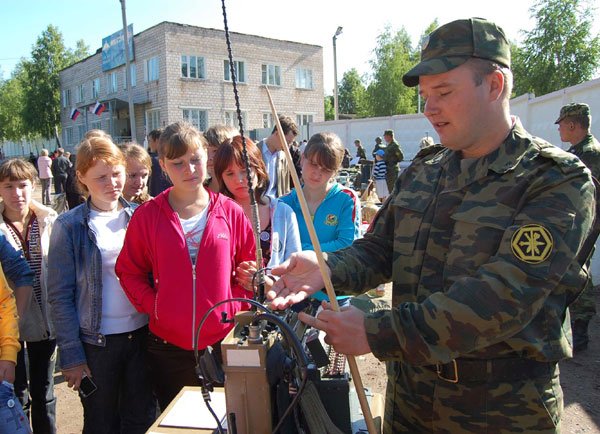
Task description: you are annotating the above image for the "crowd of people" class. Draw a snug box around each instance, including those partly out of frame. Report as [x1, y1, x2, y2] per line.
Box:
[0, 114, 368, 433]
[0, 16, 597, 434]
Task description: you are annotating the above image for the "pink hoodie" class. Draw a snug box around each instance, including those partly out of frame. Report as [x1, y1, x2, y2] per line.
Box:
[116, 188, 256, 350]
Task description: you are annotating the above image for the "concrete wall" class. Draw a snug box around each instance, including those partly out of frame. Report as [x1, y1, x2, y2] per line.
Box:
[307, 76, 600, 159]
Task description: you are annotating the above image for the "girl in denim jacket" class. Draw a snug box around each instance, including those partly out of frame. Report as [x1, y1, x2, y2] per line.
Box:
[47, 136, 154, 434]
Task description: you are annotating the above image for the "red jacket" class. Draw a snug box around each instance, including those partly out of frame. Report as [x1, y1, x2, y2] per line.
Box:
[115, 188, 255, 350]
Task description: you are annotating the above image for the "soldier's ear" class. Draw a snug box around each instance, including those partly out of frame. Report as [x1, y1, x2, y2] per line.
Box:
[487, 70, 504, 102]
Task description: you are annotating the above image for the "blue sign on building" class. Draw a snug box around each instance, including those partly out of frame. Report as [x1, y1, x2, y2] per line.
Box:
[102, 24, 135, 72]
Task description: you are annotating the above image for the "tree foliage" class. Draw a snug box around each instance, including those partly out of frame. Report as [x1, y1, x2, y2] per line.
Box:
[337, 68, 368, 117]
[20, 25, 89, 139]
[366, 26, 417, 116]
[512, 0, 600, 97]
[0, 65, 27, 142]
[324, 95, 335, 121]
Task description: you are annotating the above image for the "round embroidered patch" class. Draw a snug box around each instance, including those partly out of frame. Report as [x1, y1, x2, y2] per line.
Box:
[325, 214, 338, 226]
[510, 224, 553, 264]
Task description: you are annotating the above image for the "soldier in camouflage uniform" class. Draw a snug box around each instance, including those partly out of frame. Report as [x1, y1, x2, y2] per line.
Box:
[382, 130, 403, 192]
[556, 102, 600, 352]
[269, 18, 596, 433]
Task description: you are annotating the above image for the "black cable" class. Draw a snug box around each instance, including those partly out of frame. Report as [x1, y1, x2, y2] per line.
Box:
[221, 0, 265, 295]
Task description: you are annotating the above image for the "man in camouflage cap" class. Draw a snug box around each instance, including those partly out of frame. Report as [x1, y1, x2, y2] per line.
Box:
[269, 18, 594, 433]
[556, 102, 600, 353]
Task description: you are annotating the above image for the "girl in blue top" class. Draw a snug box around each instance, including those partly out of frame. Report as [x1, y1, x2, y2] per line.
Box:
[280, 132, 361, 302]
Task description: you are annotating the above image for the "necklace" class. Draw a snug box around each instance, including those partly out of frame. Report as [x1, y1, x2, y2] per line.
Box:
[90, 201, 120, 213]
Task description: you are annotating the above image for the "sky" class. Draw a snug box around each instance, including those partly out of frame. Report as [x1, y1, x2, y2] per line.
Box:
[1, 0, 599, 94]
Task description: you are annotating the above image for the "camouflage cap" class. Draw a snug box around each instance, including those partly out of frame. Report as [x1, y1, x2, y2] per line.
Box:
[402, 18, 511, 87]
[554, 103, 591, 124]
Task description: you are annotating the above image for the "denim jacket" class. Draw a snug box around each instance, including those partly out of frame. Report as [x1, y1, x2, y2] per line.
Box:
[47, 198, 136, 369]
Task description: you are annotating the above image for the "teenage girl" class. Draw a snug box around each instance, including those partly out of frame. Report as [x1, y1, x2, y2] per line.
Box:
[115, 122, 256, 410]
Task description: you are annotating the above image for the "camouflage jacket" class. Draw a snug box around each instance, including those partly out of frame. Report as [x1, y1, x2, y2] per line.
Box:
[384, 140, 404, 170]
[325, 119, 595, 365]
[568, 134, 600, 180]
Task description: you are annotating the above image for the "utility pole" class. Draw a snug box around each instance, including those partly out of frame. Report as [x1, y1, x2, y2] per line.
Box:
[120, 0, 136, 142]
[333, 26, 343, 121]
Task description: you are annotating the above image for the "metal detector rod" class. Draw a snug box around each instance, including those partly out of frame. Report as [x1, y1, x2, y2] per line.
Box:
[264, 86, 377, 434]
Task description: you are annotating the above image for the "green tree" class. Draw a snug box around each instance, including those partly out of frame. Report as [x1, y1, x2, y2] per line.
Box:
[0, 64, 28, 142]
[21, 25, 89, 138]
[337, 68, 369, 117]
[367, 26, 417, 116]
[324, 95, 334, 121]
[512, 0, 600, 97]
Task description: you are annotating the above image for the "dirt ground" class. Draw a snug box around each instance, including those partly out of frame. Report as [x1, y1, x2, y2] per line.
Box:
[52, 286, 600, 433]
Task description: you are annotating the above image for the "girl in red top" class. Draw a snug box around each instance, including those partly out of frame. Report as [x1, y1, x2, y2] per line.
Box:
[116, 122, 255, 410]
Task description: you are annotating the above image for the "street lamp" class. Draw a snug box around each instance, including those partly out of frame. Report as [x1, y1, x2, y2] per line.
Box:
[333, 26, 343, 121]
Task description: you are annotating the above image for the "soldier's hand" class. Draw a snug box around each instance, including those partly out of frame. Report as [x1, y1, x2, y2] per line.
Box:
[299, 302, 371, 355]
[268, 251, 329, 309]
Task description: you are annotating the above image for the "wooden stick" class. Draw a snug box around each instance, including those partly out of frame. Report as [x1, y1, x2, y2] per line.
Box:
[265, 86, 377, 434]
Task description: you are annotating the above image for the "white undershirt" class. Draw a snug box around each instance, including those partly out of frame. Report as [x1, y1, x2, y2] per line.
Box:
[178, 205, 210, 263]
[89, 208, 148, 335]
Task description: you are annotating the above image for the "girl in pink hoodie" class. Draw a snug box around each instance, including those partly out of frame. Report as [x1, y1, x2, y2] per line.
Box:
[116, 122, 255, 410]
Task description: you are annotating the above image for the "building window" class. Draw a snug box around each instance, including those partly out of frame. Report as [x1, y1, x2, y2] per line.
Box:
[124, 64, 136, 89]
[78, 124, 86, 142]
[296, 68, 314, 89]
[92, 78, 100, 99]
[145, 109, 161, 132]
[182, 108, 208, 131]
[223, 60, 245, 83]
[181, 55, 206, 79]
[107, 72, 118, 94]
[91, 121, 101, 130]
[145, 57, 159, 82]
[223, 110, 247, 129]
[62, 89, 71, 108]
[76, 84, 85, 103]
[296, 114, 314, 126]
[262, 113, 274, 129]
[261, 64, 281, 86]
[64, 127, 73, 145]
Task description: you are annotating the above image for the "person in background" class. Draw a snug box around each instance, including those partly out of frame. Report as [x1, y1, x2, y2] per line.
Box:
[342, 148, 351, 168]
[213, 135, 301, 291]
[555, 102, 600, 353]
[382, 129, 403, 192]
[50, 148, 69, 195]
[147, 129, 171, 197]
[121, 143, 152, 205]
[259, 116, 299, 198]
[372, 136, 385, 158]
[0, 262, 31, 434]
[204, 124, 237, 193]
[372, 149, 388, 202]
[47, 136, 155, 434]
[280, 132, 361, 305]
[28, 153, 38, 173]
[37, 150, 53, 206]
[419, 135, 435, 149]
[115, 122, 256, 411]
[0, 158, 57, 434]
[354, 139, 367, 160]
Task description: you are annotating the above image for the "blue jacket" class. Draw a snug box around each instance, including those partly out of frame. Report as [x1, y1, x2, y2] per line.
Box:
[0, 232, 33, 288]
[47, 198, 137, 369]
[281, 183, 361, 253]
